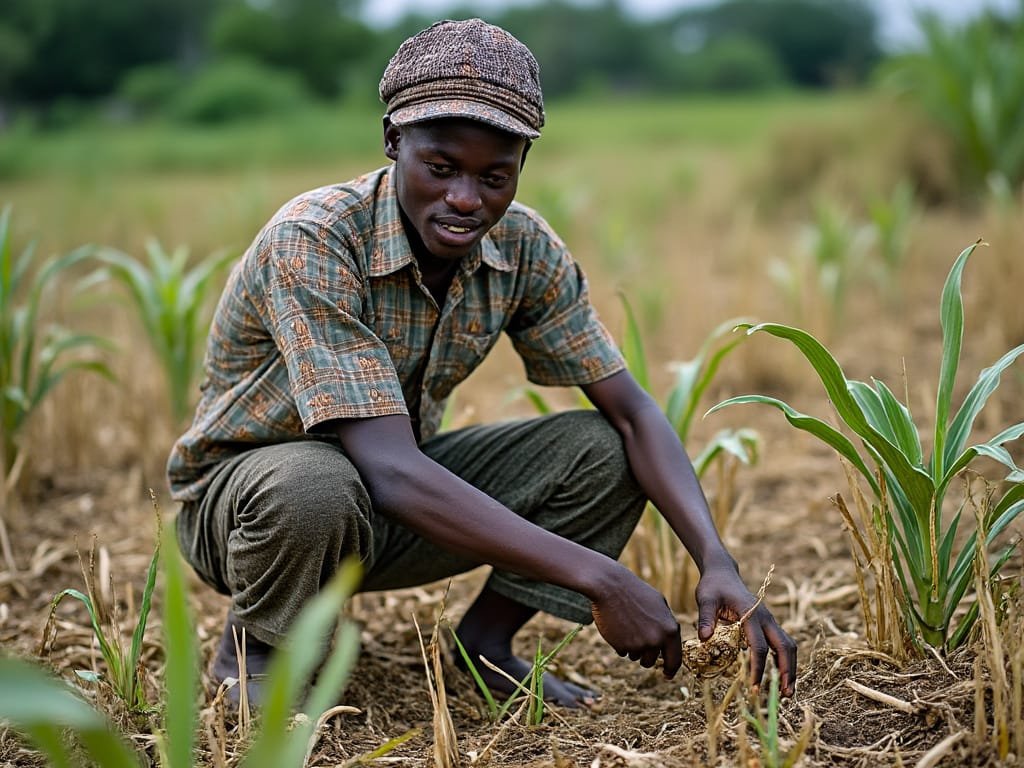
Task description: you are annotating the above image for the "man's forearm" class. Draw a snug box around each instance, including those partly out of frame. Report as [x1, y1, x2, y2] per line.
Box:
[358, 448, 626, 598]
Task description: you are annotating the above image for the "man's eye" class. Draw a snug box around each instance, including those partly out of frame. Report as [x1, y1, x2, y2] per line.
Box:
[426, 163, 455, 176]
[483, 175, 509, 187]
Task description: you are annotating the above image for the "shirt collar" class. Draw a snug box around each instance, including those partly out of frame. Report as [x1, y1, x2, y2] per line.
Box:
[369, 165, 515, 277]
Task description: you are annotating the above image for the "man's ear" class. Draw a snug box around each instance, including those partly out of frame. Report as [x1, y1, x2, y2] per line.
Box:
[383, 116, 401, 161]
[520, 140, 532, 170]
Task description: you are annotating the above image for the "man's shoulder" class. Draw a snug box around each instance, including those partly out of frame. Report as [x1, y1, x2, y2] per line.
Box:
[491, 200, 568, 255]
[265, 167, 389, 236]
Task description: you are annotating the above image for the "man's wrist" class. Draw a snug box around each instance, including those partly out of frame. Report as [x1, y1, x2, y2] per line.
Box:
[693, 545, 737, 574]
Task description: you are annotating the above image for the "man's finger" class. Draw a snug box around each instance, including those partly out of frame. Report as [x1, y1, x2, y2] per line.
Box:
[662, 624, 682, 678]
[697, 597, 718, 641]
[639, 648, 660, 669]
[765, 623, 798, 697]
[745, 623, 770, 687]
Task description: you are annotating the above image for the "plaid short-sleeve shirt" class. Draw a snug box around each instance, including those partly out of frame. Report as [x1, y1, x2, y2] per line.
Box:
[167, 165, 625, 501]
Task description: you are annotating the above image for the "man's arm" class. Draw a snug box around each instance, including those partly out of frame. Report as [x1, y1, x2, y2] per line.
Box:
[326, 414, 684, 674]
[582, 369, 797, 696]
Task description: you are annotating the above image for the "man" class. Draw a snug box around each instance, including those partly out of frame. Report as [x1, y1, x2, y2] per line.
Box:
[168, 18, 797, 707]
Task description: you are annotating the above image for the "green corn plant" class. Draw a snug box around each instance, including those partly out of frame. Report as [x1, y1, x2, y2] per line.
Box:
[161, 525, 364, 768]
[0, 204, 113, 477]
[881, 8, 1024, 192]
[709, 242, 1024, 653]
[40, 525, 162, 714]
[868, 179, 917, 286]
[618, 296, 759, 611]
[85, 240, 236, 426]
[768, 200, 873, 333]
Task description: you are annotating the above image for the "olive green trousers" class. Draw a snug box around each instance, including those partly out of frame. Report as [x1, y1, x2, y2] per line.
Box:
[175, 410, 646, 646]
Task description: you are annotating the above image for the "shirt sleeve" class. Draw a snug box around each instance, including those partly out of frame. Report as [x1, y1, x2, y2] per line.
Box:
[506, 214, 625, 386]
[248, 218, 408, 430]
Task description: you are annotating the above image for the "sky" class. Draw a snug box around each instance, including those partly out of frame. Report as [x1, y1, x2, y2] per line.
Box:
[361, 0, 1020, 48]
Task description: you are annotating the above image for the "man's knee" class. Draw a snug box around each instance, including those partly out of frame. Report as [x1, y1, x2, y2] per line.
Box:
[560, 410, 637, 486]
[229, 441, 372, 550]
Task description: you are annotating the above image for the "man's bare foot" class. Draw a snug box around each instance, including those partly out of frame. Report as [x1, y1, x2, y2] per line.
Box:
[455, 646, 599, 708]
[211, 610, 274, 707]
[454, 586, 599, 709]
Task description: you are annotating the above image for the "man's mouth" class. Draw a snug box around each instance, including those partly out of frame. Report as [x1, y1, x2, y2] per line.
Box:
[440, 223, 473, 234]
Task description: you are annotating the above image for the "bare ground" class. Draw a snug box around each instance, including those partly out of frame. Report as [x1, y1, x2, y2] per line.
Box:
[1, 414, 1019, 767]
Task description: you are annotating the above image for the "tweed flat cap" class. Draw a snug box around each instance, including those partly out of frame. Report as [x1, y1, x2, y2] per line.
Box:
[379, 19, 545, 139]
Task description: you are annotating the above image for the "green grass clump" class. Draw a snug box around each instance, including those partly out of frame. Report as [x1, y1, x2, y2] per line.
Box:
[448, 623, 581, 726]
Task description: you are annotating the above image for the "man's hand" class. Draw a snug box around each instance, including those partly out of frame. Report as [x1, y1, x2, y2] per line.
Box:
[589, 565, 683, 678]
[695, 561, 798, 697]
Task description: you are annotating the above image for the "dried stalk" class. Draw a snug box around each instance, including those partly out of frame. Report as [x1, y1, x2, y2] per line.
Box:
[413, 609, 459, 768]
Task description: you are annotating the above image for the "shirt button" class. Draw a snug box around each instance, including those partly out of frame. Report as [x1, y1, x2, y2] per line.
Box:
[370, 388, 381, 401]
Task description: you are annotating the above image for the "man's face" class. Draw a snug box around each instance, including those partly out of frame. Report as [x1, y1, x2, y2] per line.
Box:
[384, 117, 527, 262]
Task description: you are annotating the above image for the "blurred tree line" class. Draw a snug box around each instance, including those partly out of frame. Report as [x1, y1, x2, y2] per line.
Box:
[0, 0, 882, 124]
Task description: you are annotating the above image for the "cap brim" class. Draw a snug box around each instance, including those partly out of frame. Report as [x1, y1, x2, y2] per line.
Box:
[389, 98, 540, 140]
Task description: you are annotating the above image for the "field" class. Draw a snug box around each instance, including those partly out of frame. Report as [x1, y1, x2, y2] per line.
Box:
[1, 91, 1023, 767]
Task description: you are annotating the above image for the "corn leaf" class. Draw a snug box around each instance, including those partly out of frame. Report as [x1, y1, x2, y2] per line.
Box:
[707, 394, 879, 496]
[848, 381, 902, 452]
[691, 428, 759, 478]
[741, 323, 934, 519]
[944, 489, 1024, 625]
[162, 529, 198, 768]
[448, 626, 499, 718]
[519, 386, 554, 415]
[618, 293, 650, 394]
[666, 317, 750, 441]
[871, 379, 924, 469]
[241, 558, 362, 768]
[0, 656, 140, 768]
[48, 589, 123, 685]
[943, 343, 1024, 474]
[938, 422, 1024, 496]
[932, 242, 979, 480]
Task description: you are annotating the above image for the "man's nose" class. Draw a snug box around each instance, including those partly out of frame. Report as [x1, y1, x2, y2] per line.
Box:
[444, 176, 482, 213]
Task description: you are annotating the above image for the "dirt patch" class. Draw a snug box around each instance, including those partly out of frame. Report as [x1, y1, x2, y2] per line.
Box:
[1, 440, 1017, 767]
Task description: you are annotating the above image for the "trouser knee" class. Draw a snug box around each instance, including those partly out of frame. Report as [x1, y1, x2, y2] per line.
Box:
[182, 441, 373, 645]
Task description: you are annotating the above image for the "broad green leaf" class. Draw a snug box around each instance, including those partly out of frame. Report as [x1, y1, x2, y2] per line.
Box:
[163, 530, 199, 768]
[677, 333, 746, 440]
[241, 558, 362, 768]
[707, 394, 879, 496]
[742, 322, 934, 520]
[943, 343, 1024, 473]
[938, 421, 1024, 497]
[871, 378, 924, 469]
[848, 381, 897, 446]
[0, 656, 140, 768]
[932, 242, 980, 479]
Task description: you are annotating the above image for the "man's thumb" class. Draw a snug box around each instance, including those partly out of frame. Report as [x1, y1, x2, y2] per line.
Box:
[697, 601, 718, 641]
